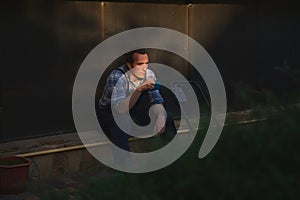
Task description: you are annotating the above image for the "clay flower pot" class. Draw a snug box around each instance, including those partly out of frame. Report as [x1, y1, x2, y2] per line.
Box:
[0, 156, 31, 194]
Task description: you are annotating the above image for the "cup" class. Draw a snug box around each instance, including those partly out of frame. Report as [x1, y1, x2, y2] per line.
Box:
[148, 89, 164, 104]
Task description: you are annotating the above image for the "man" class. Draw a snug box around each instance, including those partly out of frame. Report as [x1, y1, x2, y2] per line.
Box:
[97, 49, 176, 152]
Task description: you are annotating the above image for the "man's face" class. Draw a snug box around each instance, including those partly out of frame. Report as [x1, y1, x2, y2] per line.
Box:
[128, 53, 149, 79]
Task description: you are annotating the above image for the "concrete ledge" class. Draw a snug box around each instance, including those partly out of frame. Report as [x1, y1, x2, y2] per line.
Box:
[0, 133, 83, 157]
[28, 148, 102, 180]
[0, 107, 278, 180]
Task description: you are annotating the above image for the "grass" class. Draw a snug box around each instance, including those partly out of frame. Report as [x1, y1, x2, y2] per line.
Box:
[25, 105, 300, 200]
[75, 106, 300, 200]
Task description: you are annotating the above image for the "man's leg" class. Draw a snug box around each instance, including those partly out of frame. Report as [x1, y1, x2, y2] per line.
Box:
[98, 108, 131, 151]
[98, 108, 132, 167]
[110, 118, 130, 152]
[161, 112, 177, 140]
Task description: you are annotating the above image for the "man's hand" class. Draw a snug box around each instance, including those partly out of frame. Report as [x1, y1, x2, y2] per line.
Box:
[136, 78, 155, 92]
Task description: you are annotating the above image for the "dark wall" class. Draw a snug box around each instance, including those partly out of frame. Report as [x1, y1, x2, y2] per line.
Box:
[1, 1, 299, 141]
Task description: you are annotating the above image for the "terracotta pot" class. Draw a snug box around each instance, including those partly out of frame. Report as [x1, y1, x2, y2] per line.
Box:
[0, 156, 31, 194]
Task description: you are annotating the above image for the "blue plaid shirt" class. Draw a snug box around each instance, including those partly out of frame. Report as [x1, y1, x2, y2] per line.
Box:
[98, 64, 164, 110]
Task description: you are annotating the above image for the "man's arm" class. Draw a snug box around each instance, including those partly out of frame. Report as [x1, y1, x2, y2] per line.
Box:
[116, 78, 155, 114]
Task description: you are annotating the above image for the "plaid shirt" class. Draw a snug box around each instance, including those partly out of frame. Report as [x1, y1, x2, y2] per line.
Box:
[98, 64, 164, 110]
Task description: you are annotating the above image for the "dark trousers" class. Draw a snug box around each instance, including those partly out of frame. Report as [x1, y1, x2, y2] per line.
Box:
[97, 106, 131, 151]
[97, 94, 177, 151]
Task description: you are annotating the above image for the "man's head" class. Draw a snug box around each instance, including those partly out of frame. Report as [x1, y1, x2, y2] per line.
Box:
[126, 49, 149, 79]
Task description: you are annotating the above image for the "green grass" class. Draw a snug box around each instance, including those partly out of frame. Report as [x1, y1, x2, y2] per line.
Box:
[76, 106, 300, 200]
[27, 106, 300, 200]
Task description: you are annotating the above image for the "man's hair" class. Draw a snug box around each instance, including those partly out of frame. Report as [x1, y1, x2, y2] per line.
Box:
[125, 49, 148, 64]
